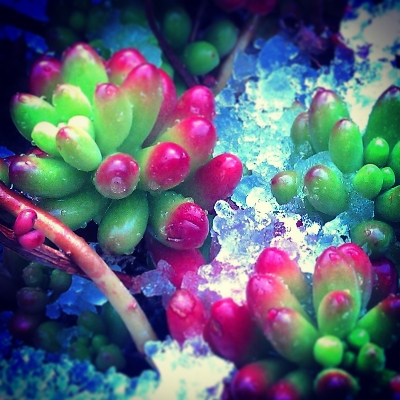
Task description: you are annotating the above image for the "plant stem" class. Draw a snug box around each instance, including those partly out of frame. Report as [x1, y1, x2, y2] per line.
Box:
[214, 14, 261, 95]
[0, 182, 157, 353]
[0, 222, 136, 289]
[189, 0, 209, 43]
[144, 0, 198, 88]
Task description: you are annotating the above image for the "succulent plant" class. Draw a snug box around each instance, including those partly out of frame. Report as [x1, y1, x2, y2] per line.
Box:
[271, 85, 400, 231]
[4, 42, 242, 257]
[165, 243, 400, 399]
[0, 40, 245, 363]
[243, 244, 399, 398]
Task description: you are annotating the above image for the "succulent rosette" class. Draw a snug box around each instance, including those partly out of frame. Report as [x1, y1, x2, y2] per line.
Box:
[242, 244, 399, 398]
[271, 85, 400, 235]
[5, 42, 243, 255]
[164, 243, 400, 399]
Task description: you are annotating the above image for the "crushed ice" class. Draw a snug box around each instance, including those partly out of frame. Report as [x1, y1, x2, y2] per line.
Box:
[131, 338, 234, 400]
[1, 1, 400, 398]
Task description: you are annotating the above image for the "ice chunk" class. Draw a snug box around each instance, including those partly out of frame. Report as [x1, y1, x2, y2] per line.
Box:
[233, 51, 259, 82]
[47, 275, 107, 318]
[3, 311, 210, 398]
[0, 345, 139, 398]
[215, 87, 236, 108]
[130, 261, 176, 306]
[325, 1, 400, 130]
[137, 338, 234, 400]
[99, 14, 162, 67]
[196, 260, 253, 306]
[231, 173, 274, 208]
[213, 200, 269, 265]
[199, 199, 328, 298]
[257, 34, 300, 76]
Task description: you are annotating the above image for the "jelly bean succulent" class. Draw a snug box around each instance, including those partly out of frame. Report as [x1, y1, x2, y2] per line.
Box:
[44, 0, 151, 56]
[1, 237, 134, 372]
[0, 42, 243, 355]
[165, 244, 400, 399]
[39, 0, 246, 93]
[271, 85, 400, 222]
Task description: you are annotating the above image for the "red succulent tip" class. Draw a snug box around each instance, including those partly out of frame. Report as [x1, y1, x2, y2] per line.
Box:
[14, 209, 38, 236]
[164, 202, 209, 250]
[17, 230, 45, 250]
[166, 288, 207, 345]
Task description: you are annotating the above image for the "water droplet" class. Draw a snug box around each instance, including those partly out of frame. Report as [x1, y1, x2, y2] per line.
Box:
[148, 181, 161, 191]
[110, 177, 125, 194]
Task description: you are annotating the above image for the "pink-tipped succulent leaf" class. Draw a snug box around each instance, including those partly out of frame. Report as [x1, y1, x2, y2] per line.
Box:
[29, 55, 62, 101]
[357, 293, 400, 348]
[265, 369, 314, 400]
[263, 307, 319, 367]
[148, 191, 209, 250]
[93, 83, 133, 155]
[145, 232, 205, 288]
[246, 273, 312, 328]
[203, 298, 270, 367]
[254, 247, 310, 303]
[135, 142, 190, 192]
[10, 93, 61, 141]
[166, 288, 207, 345]
[17, 229, 45, 250]
[313, 246, 362, 317]
[93, 153, 140, 199]
[13, 209, 38, 236]
[230, 359, 292, 400]
[177, 152, 243, 211]
[120, 63, 163, 152]
[368, 257, 399, 308]
[308, 87, 350, 152]
[61, 42, 108, 102]
[156, 115, 217, 173]
[337, 243, 373, 312]
[106, 47, 147, 86]
[317, 290, 359, 338]
[162, 85, 216, 130]
[314, 368, 359, 400]
[144, 68, 178, 145]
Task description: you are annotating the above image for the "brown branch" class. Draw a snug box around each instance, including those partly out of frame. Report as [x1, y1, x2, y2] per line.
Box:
[0, 223, 135, 289]
[213, 14, 261, 95]
[144, 0, 198, 88]
[189, 0, 209, 43]
[0, 183, 157, 353]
